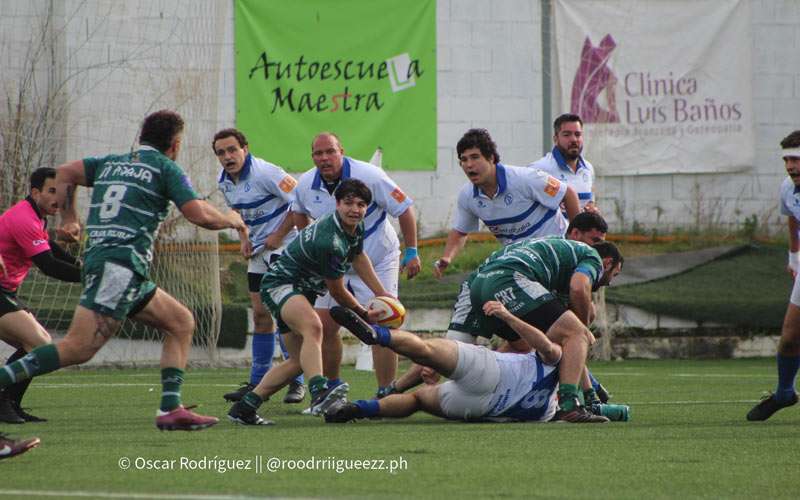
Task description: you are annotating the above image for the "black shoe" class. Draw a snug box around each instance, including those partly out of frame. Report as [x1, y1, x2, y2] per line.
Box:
[330, 307, 379, 345]
[553, 398, 609, 423]
[227, 401, 274, 426]
[0, 398, 24, 424]
[223, 382, 255, 402]
[324, 400, 362, 423]
[595, 384, 611, 404]
[283, 380, 306, 404]
[13, 403, 47, 423]
[310, 382, 350, 415]
[747, 392, 798, 421]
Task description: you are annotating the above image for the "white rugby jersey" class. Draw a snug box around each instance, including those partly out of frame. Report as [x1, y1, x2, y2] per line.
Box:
[292, 156, 413, 266]
[780, 177, 800, 221]
[452, 164, 568, 244]
[528, 147, 595, 208]
[486, 351, 559, 422]
[218, 154, 298, 254]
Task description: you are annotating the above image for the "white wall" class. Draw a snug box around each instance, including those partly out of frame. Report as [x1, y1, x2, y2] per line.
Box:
[2, 0, 798, 237]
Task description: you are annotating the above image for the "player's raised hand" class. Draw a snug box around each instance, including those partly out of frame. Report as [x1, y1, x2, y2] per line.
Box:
[400, 247, 421, 279]
[483, 300, 512, 322]
[57, 221, 82, 243]
[583, 201, 600, 214]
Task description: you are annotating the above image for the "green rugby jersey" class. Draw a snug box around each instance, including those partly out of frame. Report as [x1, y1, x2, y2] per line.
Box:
[262, 211, 364, 295]
[82, 145, 198, 276]
[477, 236, 603, 295]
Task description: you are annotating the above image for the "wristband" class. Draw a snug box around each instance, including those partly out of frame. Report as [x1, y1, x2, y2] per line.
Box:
[789, 251, 799, 271]
[401, 247, 418, 266]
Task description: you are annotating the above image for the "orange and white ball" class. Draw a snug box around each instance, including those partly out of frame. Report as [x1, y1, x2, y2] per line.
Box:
[367, 296, 406, 328]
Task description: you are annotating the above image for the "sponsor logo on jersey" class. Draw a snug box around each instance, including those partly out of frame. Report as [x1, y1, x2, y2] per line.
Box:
[32, 239, 47, 246]
[279, 176, 298, 193]
[544, 176, 561, 197]
[390, 187, 406, 203]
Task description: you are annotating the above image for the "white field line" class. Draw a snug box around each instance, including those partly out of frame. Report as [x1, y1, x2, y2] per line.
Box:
[0, 490, 301, 500]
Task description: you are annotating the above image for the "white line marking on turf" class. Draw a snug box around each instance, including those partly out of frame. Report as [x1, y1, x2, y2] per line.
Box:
[29, 383, 236, 388]
[0, 490, 294, 500]
[628, 399, 759, 405]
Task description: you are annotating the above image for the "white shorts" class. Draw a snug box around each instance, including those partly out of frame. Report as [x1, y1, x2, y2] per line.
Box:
[247, 247, 284, 275]
[791, 272, 800, 307]
[437, 342, 501, 420]
[445, 329, 478, 344]
[314, 258, 399, 308]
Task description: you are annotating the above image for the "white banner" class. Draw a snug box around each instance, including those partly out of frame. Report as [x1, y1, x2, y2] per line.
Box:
[553, 0, 753, 175]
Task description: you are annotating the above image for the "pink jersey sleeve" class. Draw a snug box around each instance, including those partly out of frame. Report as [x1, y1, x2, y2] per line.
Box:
[0, 201, 50, 291]
[9, 205, 51, 258]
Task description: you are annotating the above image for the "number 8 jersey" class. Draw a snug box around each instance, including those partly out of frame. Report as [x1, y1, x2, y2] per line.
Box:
[82, 145, 199, 277]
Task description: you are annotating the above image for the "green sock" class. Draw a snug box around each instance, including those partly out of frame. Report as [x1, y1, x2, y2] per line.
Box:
[160, 367, 184, 412]
[583, 388, 599, 405]
[558, 383, 581, 411]
[242, 391, 263, 410]
[308, 375, 328, 398]
[0, 344, 60, 388]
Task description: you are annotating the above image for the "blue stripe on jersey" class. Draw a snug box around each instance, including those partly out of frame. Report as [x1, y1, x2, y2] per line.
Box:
[578, 192, 593, 200]
[232, 194, 277, 209]
[244, 203, 290, 226]
[364, 210, 387, 239]
[493, 208, 557, 241]
[365, 201, 379, 217]
[483, 202, 542, 226]
[535, 352, 544, 381]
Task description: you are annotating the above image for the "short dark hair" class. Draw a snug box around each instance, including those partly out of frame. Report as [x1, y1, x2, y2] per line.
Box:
[30, 167, 56, 192]
[335, 178, 372, 205]
[591, 241, 623, 268]
[456, 128, 501, 164]
[567, 212, 608, 234]
[212, 128, 248, 152]
[139, 110, 184, 153]
[553, 113, 583, 134]
[780, 130, 800, 149]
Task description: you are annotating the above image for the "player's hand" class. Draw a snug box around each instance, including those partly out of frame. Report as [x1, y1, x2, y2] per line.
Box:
[0, 255, 6, 279]
[400, 247, 421, 280]
[240, 238, 253, 259]
[483, 300, 512, 322]
[583, 201, 600, 214]
[57, 222, 81, 243]
[366, 307, 384, 324]
[227, 210, 247, 232]
[421, 366, 440, 385]
[432, 257, 450, 279]
[264, 232, 283, 251]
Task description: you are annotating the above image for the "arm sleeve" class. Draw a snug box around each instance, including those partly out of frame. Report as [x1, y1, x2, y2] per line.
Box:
[163, 161, 200, 208]
[528, 169, 567, 210]
[268, 168, 298, 205]
[50, 243, 79, 266]
[31, 251, 81, 283]
[82, 156, 104, 187]
[780, 182, 792, 216]
[370, 170, 413, 218]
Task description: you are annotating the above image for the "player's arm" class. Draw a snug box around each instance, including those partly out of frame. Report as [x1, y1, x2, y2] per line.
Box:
[351, 252, 390, 298]
[397, 207, 421, 279]
[55, 159, 88, 241]
[30, 249, 81, 283]
[292, 211, 311, 230]
[482, 300, 562, 365]
[568, 271, 594, 326]
[264, 212, 295, 250]
[0, 254, 6, 279]
[788, 216, 799, 276]
[433, 229, 468, 279]
[562, 186, 580, 221]
[325, 275, 383, 323]
[179, 199, 249, 243]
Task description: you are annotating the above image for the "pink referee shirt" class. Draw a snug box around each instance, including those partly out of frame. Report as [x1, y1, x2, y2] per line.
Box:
[0, 198, 51, 291]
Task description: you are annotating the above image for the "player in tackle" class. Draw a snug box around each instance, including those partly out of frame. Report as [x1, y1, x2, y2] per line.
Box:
[0, 110, 249, 431]
[227, 178, 389, 425]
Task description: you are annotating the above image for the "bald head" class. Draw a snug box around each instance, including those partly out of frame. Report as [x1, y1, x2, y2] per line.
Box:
[311, 132, 345, 180]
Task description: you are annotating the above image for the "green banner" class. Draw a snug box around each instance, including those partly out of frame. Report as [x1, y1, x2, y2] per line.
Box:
[235, 0, 437, 172]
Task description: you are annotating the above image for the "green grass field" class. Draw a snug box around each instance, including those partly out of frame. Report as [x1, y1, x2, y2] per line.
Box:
[3, 359, 798, 499]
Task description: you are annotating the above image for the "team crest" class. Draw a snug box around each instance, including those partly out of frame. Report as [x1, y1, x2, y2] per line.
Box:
[279, 176, 297, 193]
[504, 193, 513, 206]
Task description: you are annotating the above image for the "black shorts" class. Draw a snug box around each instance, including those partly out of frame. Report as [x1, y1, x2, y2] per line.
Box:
[0, 288, 27, 319]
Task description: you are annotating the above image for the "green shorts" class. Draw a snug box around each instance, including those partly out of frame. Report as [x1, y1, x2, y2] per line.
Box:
[260, 281, 319, 333]
[448, 268, 555, 341]
[79, 258, 157, 320]
[0, 288, 27, 319]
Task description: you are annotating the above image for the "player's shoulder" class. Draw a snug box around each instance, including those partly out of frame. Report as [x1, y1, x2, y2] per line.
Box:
[0, 199, 34, 222]
[250, 155, 288, 178]
[527, 153, 556, 170]
[296, 166, 319, 189]
[347, 157, 387, 182]
[580, 156, 595, 173]
[780, 176, 795, 193]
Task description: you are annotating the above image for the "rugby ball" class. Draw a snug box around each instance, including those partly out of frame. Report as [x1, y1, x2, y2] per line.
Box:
[367, 296, 406, 328]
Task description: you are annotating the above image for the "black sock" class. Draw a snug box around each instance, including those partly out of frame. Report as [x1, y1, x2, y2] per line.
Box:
[4, 348, 31, 405]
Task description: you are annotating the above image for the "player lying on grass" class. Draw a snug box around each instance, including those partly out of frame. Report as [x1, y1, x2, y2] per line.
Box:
[0, 168, 82, 424]
[325, 301, 627, 423]
[226, 178, 390, 425]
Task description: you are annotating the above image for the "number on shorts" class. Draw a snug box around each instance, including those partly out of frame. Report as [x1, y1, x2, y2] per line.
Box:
[519, 389, 551, 410]
[100, 185, 127, 219]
